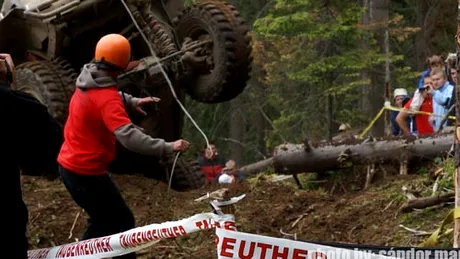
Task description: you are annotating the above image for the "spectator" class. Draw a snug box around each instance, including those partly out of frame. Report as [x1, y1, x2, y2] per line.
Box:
[445, 53, 456, 85]
[216, 160, 246, 184]
[391, 88, 411, 136]
[450, 67, 457, 85]
[445, 54, 456, 126]
[429, 67, 454, 131]
[1, 53, 62, 259]
[417, 55, 444, 89]
[197, 141, 227, 182]
[396, 76, 434, 137]
[411, 55, 445, 112]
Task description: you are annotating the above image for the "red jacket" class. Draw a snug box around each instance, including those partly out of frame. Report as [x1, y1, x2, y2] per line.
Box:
[197, 154, 227, 182]
[57, 87, 132, 175]
[58, 63, 173, 176]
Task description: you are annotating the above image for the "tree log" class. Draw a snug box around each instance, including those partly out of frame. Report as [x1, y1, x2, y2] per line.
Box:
[400, 192, 455, 213]
[240, 132, 454, 176]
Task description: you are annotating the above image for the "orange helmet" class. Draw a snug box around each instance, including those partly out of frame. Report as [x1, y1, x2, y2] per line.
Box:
[94, 34, 131, 70]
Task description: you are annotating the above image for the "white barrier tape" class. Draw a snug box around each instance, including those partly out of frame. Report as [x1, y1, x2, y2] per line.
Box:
[212, 194, 246, 207]
[215, 228, 399, 259]
[28, 212, 232, 259]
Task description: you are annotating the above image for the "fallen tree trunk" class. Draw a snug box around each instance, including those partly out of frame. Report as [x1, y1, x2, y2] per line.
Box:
[240, 131, 454, 176]
[400, 192, 455, 213]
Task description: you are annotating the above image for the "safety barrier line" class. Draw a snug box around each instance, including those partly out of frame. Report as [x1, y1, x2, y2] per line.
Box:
[358, 104, 456, 139]
[27, 199, 460, 259]
[215, 227, 460, 259]
[215, 228, 397, 259]
[27, 213, 233, 259]
[384, 105, 456, 120]
[214, 208, 460, 259]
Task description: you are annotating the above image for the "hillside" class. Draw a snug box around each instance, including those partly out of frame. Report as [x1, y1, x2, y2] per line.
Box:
[22, 163, 456, 258]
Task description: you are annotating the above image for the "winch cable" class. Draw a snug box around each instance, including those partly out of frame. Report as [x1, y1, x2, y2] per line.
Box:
[120, 0, 211, 190]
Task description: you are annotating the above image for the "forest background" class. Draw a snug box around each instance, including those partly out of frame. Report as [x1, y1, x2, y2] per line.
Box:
[183, 0, 457, 166]
[1, 0, 456, 165]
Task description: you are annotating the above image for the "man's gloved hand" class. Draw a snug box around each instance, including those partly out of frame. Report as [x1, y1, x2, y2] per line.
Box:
[0, 53, 16, 86]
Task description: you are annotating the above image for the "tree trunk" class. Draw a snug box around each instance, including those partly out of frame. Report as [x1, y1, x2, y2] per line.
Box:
[361, 0, 372, 130]
[229, 98, 244, 165]
[453, 0, 460, 247]
[240, 132, 454, 176]
[362, 0, 390, 138]
[400, 192, 455, 213]
[326, 94, 333, 141]
[253, 77, 268, 157]
[415, 0, 429, 70]
[384, 27, 391, 136]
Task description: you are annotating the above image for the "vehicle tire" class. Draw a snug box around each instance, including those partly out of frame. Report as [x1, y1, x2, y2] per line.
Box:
[164, 157, 206, 192]
[52, 57, 78, 100]
[14, 60, 74, 126]
[12, 60, 68, 179]
[173, 0, 252, 103]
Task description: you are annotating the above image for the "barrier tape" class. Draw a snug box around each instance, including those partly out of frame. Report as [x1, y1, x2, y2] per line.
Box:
[216, 227, 460, 259]
[384, 105, 456, 120]
[27, 212, 233, 259]
[213, 211, 460, 259]
[27, 197, 460, 259]
[216, 228, 401, 259]
[358, 104, 456, 139]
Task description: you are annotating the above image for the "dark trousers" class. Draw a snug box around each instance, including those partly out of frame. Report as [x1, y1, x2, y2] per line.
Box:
[14, 166, 29, 259]
[59, 165, 136, 259]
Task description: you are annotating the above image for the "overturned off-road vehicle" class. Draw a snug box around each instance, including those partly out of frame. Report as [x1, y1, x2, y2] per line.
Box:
[0, 0, 252, 191]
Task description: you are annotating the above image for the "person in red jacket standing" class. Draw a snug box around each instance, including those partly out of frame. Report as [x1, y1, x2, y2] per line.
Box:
[57, 34, 190, 259]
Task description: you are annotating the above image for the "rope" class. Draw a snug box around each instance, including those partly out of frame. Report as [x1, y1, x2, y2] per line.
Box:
[168, 152, 181, 194]
[120, 0, 213, 188]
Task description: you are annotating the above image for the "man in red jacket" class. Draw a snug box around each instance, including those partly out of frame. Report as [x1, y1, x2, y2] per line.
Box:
[57, 34, 190, 259]
[396, 75, 434, 137]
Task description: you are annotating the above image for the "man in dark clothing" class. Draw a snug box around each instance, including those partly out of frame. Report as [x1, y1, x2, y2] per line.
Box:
[390, 88, 416, 136]
[391, 96, 415, 136]
[1, 53, 63, 259]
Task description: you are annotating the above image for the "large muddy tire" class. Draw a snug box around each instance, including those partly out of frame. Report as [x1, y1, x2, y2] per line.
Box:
[173, 0, 252, 103]
[164, 157, 206, 192]
[14, 60, 75, 126]
[52, 57, 78, 99]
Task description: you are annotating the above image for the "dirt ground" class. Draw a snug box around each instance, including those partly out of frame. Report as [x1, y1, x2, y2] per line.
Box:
[22, 171, 451, 259]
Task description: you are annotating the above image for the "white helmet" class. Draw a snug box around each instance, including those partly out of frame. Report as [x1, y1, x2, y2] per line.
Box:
[393, 88, 408, 98]
[338, 123, 351, 132]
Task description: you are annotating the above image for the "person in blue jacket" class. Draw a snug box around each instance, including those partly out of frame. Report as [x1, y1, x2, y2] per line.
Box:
[428, 67, 454, 131]
[417, 55, 445, 89]
[391, 88, 415, 136]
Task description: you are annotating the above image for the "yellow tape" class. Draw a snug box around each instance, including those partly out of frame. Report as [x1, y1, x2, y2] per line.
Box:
[358, 107, 386, 139]
[358, 104, 457, 139]
[384, 105, 456, 120]
[418, 207, 460, 248]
